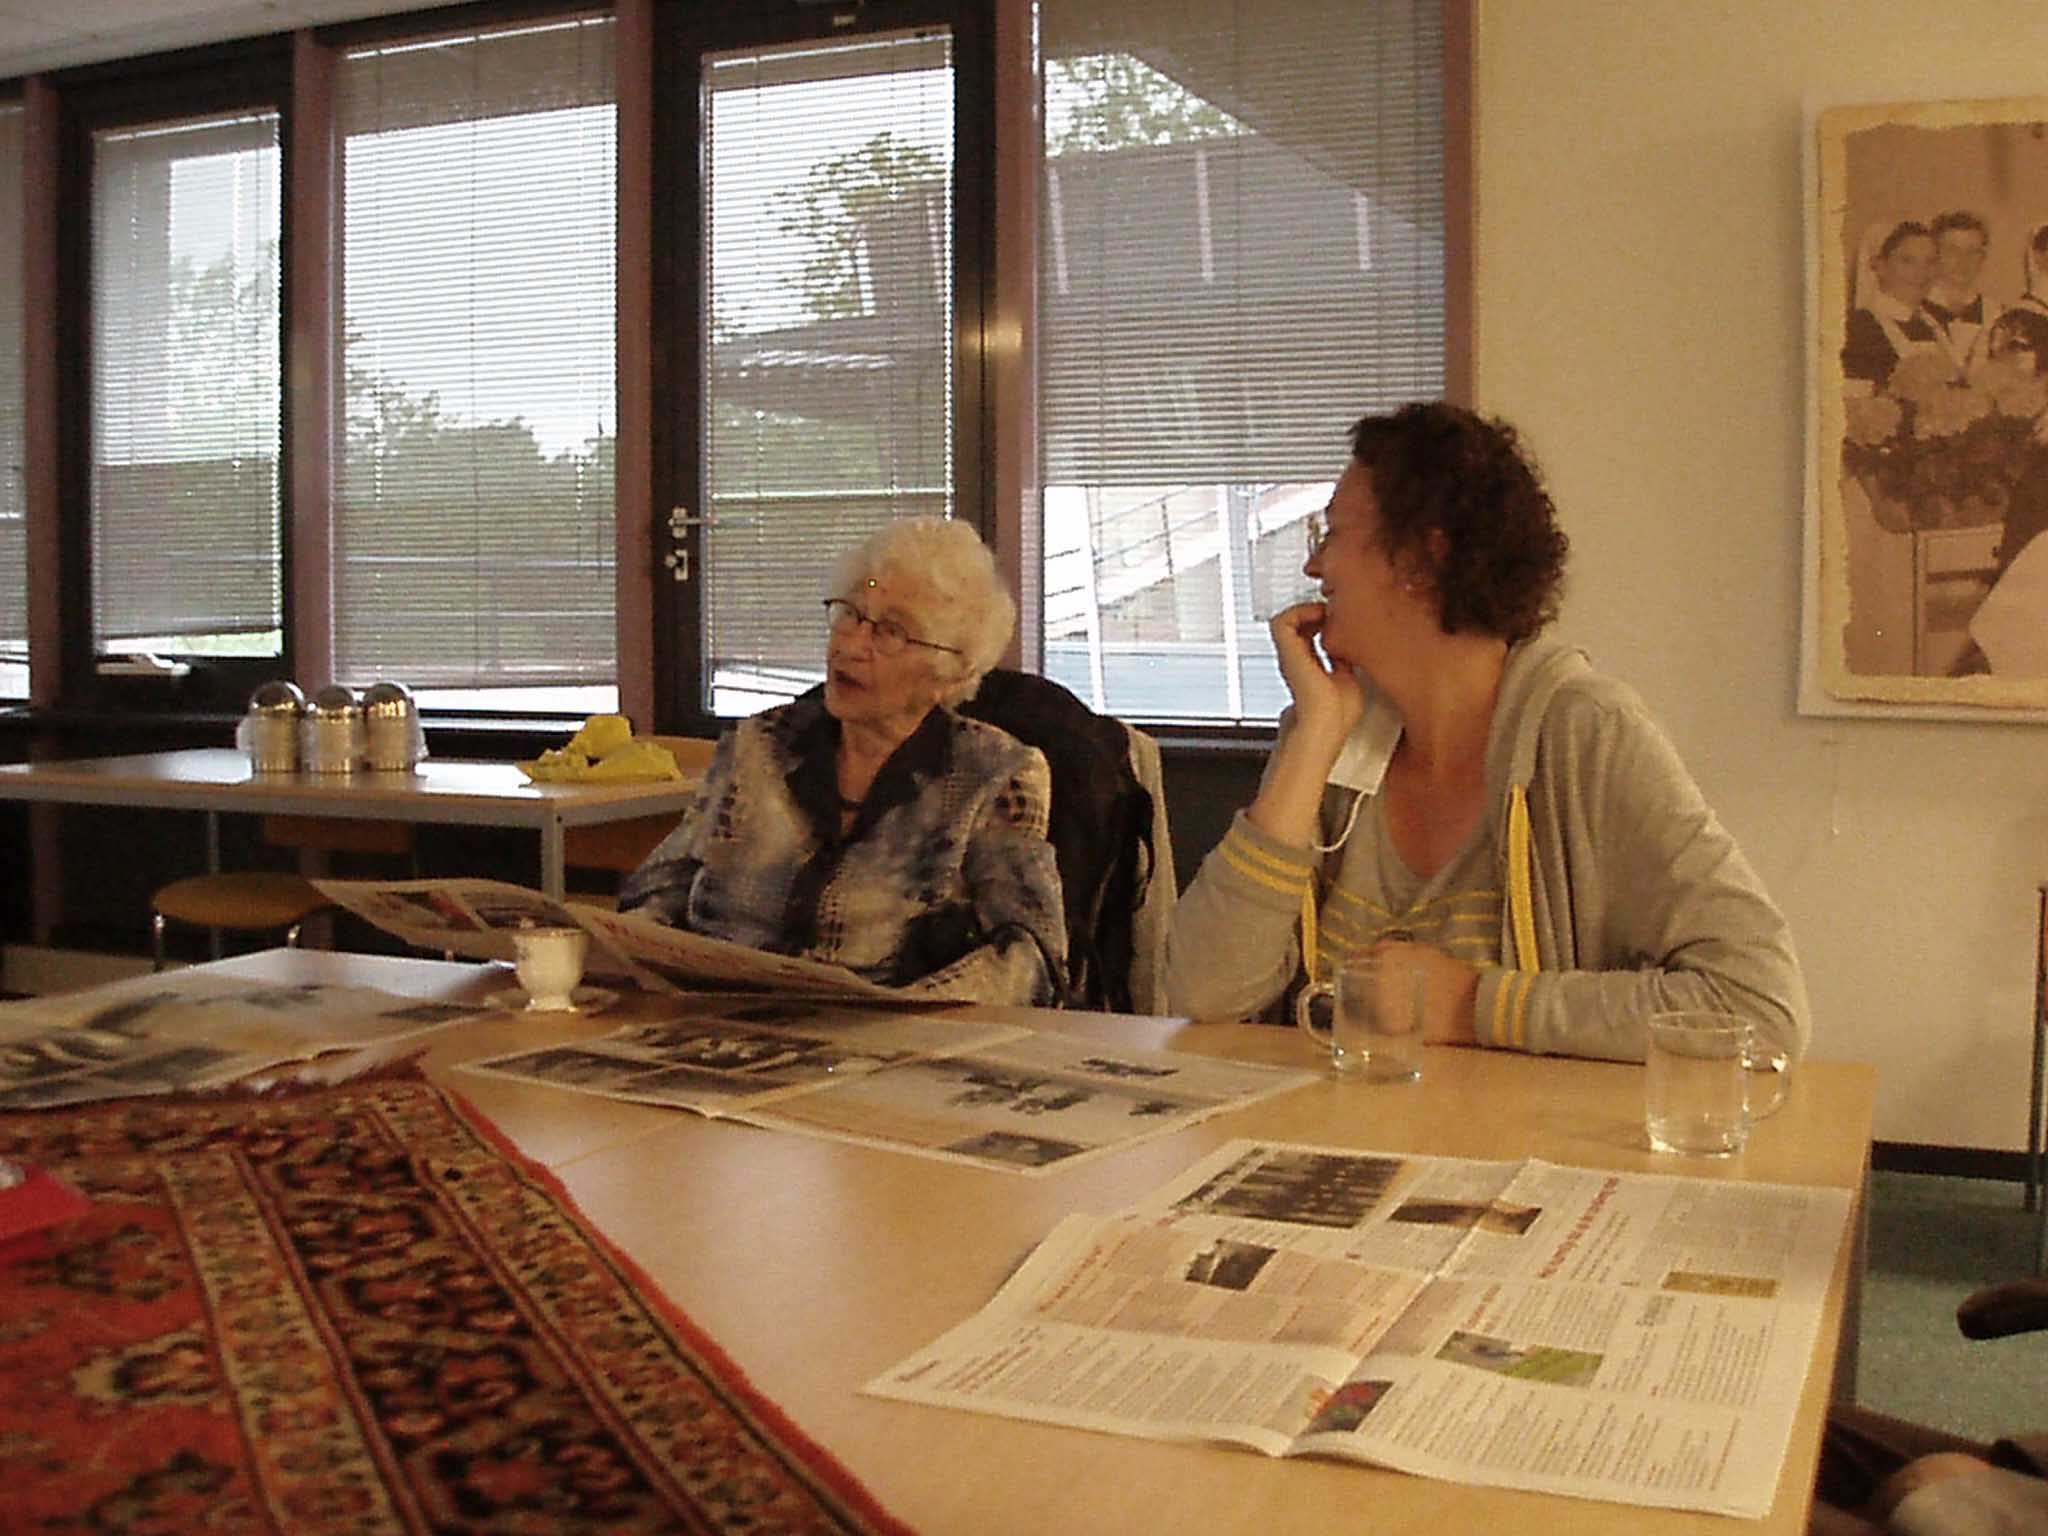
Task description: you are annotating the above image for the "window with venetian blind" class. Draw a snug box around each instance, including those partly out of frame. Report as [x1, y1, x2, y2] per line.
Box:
[695, 28, 960, 717]
[337, 12, 617, 712]
[89, 108, 283, 665]
[1038, 0, 1446, 724]
[0, 101, 24, 698]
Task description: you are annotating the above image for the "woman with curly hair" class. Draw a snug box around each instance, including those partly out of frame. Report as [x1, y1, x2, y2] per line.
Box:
[1165, 402, 1810, 1062]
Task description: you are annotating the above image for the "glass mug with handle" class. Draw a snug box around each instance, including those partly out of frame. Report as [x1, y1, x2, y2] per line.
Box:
[1294, 949, 1425, 1082]
[1644, 1009, 1796, 1155]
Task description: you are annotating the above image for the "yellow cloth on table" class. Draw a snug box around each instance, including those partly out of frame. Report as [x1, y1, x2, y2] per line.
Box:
[519, 716, 686, 783]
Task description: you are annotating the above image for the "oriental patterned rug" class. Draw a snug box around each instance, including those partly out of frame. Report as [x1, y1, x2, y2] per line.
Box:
[0, 1067, 911, 1535]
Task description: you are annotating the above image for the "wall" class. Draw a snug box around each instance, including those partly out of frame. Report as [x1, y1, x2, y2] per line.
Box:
[1476, 1, 2048, 1147]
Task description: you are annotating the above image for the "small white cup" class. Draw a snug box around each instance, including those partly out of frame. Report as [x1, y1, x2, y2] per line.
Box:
[1645, 1009, 1793, 1156]
[1294, 951, 1425, 1082]
[512, 927, 588, 1012]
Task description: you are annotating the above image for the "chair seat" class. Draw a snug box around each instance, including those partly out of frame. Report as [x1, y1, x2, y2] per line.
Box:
[152, 872, 333, 931]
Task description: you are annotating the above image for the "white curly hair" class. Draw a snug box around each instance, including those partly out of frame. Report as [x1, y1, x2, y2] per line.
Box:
[827, 517, 1015, 706]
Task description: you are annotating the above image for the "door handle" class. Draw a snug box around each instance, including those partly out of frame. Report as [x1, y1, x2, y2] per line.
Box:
[664, 506, 712, 582]
[663, 507, 756, 582]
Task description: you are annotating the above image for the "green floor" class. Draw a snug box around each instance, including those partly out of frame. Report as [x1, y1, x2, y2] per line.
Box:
[1859, 1171, 2046, 1443]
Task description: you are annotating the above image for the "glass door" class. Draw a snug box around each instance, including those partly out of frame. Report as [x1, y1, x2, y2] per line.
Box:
[658, 1, 987, 731]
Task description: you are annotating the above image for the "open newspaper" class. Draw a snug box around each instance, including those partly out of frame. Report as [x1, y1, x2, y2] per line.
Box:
[459, 997, 1315, 1175]
[866, 1138, 1854, 1517]
[315, 877, 908, 1000]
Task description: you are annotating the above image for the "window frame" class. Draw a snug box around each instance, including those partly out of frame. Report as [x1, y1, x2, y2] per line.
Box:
[651, 0, 995, 738]
[313, 0, 623, 724]
[1012, 0, 1475, 737]
[51, 37, 296, 716]
[0, 87, 28, 702]
[324, 3, 622, 712]
[8, 0, 1470, 741]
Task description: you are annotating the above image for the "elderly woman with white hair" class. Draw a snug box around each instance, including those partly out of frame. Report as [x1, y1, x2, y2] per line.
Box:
[620, 517, 1067, 1005]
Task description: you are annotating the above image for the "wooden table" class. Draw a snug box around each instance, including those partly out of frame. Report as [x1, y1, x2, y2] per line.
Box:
[0, 748, 700, 909]
[184, 949, 1876, 1536]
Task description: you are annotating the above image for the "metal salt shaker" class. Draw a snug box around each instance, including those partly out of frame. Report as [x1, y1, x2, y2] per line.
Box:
[302, 685, 365, 774]
[244, 680, 306, 773]
[362, 681, 422, 772]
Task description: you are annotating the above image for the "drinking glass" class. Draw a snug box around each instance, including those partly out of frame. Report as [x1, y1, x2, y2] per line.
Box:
[1644, 1009, 1793, 1155]
[1294, 951, 1424, 1081]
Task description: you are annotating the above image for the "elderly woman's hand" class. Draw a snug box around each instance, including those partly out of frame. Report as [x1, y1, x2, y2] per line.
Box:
[1271, 602, 1367, 749]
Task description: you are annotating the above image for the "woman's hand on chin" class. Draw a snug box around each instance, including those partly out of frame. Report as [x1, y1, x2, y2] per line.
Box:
[1271, 602, 1367, 748]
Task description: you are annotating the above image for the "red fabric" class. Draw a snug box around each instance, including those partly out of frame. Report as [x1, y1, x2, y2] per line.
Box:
[0, 1070, 914, 1536]
[0, 1163, 90, 1255]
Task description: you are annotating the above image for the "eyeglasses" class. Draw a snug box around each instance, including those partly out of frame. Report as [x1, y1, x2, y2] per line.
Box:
[1305, 513, 1330, 561]
[823, 598, 963, 657]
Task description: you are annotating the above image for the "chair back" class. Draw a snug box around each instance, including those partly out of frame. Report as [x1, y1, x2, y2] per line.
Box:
[648, 735, 718, 776]
[1122, 723, 1177, 1017]
[959, 670, 1171, 1013]
[563, 817, 681, 876]
[260, 815, 414, 858]
[562, 735, 714, 877]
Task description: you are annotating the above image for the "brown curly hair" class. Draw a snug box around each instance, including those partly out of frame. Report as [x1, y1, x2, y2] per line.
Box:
[1349, 402, 1569, 642]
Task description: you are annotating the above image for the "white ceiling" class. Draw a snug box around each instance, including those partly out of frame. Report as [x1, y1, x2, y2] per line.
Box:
[0, 0, 450, 79]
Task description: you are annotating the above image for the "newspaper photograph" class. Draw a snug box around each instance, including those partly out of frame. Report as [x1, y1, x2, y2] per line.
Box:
[463, 1006, 1316, 1175]
[461, 997, 1025, 1116]
[316, 876, 911, 1000]
[867, 1139, 1853, 1515]
[746, 1031, 1318, 1173]
[0, 968, 477, 1109]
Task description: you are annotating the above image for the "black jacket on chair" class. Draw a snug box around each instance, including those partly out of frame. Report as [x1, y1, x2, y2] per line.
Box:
[960, 670, 1156, 1012]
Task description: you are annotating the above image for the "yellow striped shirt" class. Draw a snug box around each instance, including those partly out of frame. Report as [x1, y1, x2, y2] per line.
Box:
[1313, 795, 1502, 979]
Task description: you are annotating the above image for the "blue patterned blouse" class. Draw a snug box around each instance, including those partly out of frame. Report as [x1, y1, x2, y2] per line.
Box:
[619, 691, 1067, 1006]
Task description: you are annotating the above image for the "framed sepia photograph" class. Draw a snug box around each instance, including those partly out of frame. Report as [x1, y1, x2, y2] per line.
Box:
[1804, 96, 2048, 719]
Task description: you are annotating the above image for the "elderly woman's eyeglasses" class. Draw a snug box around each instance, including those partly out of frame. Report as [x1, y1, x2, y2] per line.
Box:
[823, 598, 963, 657]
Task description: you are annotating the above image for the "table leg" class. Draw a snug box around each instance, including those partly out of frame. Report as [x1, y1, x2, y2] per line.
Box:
[206, 811, 223, 961]
[1831, 1168, 1866, 1404]
[2036, 883, 2048, 1272]
[541, 820, 565, 903]
[27, 804, 60, 946]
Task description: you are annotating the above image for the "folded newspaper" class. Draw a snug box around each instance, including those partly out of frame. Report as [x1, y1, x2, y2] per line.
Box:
[0, 966, 486, 1109]
[314, 877, 911, 1000]
[865, 1137, 1854, 1518]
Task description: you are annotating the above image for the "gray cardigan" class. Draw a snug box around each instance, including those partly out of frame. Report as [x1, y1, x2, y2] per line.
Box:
[1165, 638, 1811, 1063]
